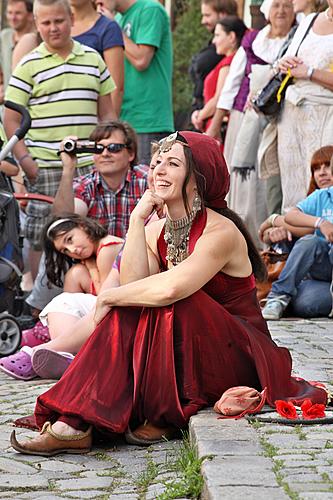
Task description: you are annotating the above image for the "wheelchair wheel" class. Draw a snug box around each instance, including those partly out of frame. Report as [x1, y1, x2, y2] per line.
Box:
[0, 314, 22, 357]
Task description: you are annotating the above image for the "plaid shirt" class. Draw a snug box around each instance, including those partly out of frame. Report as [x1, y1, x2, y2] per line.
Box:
[73, 164, 148, 238]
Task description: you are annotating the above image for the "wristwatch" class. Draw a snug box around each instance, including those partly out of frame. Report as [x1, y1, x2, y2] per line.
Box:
[307, 66, 315, 80]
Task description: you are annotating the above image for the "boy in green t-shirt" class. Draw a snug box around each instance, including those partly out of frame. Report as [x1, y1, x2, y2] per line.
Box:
[115, 0, 174, 164]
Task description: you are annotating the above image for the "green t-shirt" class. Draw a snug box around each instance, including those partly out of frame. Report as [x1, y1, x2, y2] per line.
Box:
[117, 0, 174, 133]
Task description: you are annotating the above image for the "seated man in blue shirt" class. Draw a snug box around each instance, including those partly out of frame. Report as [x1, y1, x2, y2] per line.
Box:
[262, 153, 333, 320]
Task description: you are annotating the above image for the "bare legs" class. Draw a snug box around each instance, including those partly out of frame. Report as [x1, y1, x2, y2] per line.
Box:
[34, 310, 96, 354]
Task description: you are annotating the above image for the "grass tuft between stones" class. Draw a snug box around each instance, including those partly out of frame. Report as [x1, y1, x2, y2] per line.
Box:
[259, 436, 278, 458]
[135, 454, 159, 496]
[294, 425, 307, 441]
[156, 431, 211, 500]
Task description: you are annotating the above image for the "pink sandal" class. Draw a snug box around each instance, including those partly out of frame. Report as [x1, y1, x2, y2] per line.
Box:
[0, 347, 37, 380]
[21, 321, 50, 348]
[32, 348, 74, 379]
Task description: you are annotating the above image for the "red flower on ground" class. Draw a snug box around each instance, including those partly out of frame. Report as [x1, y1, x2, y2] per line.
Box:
[301, 399, 326, 420]
[275, 400, 298, 419]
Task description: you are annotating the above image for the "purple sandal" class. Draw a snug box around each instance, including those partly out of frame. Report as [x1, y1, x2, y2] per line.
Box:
[0, 347, 37, 380]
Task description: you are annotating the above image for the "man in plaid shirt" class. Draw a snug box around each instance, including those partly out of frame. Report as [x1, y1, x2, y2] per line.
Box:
[53, 121, 148, 238]
[26, 120, 148, 313]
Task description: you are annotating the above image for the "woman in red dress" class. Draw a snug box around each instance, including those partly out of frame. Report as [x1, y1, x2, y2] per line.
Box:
[191, 16, 247, 133]
[11, 132, 327, 456]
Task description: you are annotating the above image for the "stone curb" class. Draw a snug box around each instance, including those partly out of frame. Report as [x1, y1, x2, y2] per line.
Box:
[190, 319, 333, 500]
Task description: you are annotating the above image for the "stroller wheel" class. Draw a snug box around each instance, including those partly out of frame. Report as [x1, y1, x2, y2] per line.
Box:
[0, 314, 22, 357]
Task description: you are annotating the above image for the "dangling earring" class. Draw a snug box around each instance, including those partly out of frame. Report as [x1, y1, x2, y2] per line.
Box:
[193, 190, 202, 214]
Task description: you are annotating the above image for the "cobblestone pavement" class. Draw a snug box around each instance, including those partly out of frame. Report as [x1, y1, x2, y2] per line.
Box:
[1, 319, 333, 499]
[191, 319, 333, 500]
[0, 378, 183, 499]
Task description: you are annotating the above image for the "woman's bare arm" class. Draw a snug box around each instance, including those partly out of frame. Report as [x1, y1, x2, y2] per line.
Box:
[279, 56, 333, 92]
[95, 241, 123, 292]
[198, 66, 230, 124]
[99, 216, 243, 310]
[285, 207, 319, 228]
[120, 190, 164, 285]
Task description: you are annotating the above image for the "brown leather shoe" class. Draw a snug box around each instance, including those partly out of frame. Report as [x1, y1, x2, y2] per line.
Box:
[125, 422, 177, 446]
[10, 422, 92, 456]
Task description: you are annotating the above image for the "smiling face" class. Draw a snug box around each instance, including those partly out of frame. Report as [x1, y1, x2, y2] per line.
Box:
[34, 2, 73, 53]
[269, 0, 295, 35]
[6, 0, 32, 31]
[201, 3, 220, 32]
[53, 226, 95, 260]
[313, 163, 333, 189]
[213, 24, 235, 55]
[152, 143, 196, 215]
[93, 129, 134, 179]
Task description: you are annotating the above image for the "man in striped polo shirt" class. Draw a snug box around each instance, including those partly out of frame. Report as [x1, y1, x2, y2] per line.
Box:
[4, 0, 116, 278]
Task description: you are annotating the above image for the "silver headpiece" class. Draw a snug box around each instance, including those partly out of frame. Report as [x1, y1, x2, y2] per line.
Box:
[158, 132, 190, 153]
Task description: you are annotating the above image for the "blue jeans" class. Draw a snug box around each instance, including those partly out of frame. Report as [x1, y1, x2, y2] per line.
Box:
[26, 253, 62, 311]
[291, 279, 332, 317]
[269, 234, 332, 301]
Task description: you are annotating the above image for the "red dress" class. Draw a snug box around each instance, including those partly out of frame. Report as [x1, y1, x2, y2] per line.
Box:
[35, 210, 327, 432]
[202, 54, 234, 131]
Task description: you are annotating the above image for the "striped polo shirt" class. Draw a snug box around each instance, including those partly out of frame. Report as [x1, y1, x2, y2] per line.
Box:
[5, 41, 115, 168]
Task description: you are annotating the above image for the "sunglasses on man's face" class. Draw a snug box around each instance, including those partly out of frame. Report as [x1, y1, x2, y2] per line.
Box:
[95, 143, 128, 154]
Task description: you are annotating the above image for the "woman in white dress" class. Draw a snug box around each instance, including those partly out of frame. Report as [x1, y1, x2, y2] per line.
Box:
[278, 3, 333, 212]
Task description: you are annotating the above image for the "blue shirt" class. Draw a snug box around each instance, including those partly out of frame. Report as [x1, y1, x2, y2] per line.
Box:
[297, 187, 333, 237]
[73, 15, 124, 56]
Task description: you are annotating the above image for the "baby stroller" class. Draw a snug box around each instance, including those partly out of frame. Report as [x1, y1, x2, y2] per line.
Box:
[0, 101, 32, 356]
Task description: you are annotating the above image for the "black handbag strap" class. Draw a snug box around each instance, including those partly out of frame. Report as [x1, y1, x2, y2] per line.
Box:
[294, 13, 319, 56]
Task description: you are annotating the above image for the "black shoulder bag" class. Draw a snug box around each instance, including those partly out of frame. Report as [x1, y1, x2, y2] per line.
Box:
[252, 14, 319, 117]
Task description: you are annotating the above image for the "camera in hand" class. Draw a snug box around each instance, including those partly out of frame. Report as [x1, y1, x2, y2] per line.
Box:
[62, 139, 101, 155]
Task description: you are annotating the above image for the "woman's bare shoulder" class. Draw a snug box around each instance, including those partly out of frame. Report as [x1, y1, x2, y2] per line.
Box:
[205, 208, 239, 235]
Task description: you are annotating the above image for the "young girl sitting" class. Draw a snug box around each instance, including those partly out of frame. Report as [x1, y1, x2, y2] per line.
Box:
[0, 215, 123, 380]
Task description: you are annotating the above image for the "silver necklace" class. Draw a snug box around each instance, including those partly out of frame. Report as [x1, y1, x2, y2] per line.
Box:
[164, 195, 201, 266]
[325, 8, 333, 22]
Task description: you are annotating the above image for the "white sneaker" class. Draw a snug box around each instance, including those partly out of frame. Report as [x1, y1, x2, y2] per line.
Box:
[262, 296, 289, 320]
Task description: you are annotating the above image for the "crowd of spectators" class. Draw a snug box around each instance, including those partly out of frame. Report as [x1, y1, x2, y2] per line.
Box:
[0, 0, 333, 383]
[192, 0, 333, 319]
[0, 0, 332, 458]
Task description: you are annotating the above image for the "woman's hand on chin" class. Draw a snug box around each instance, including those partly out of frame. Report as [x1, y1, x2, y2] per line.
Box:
[131, 189, 165, 222]
[94, 293, 112, 325]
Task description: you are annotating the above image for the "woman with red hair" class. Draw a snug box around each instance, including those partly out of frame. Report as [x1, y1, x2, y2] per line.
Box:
[260, 145, 333, 246]
[10, 132, 327, 456]
[262, 146, 333, 320]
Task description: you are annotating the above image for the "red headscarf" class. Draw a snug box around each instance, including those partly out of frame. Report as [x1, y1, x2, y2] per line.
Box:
[179, 131, 230, 209]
